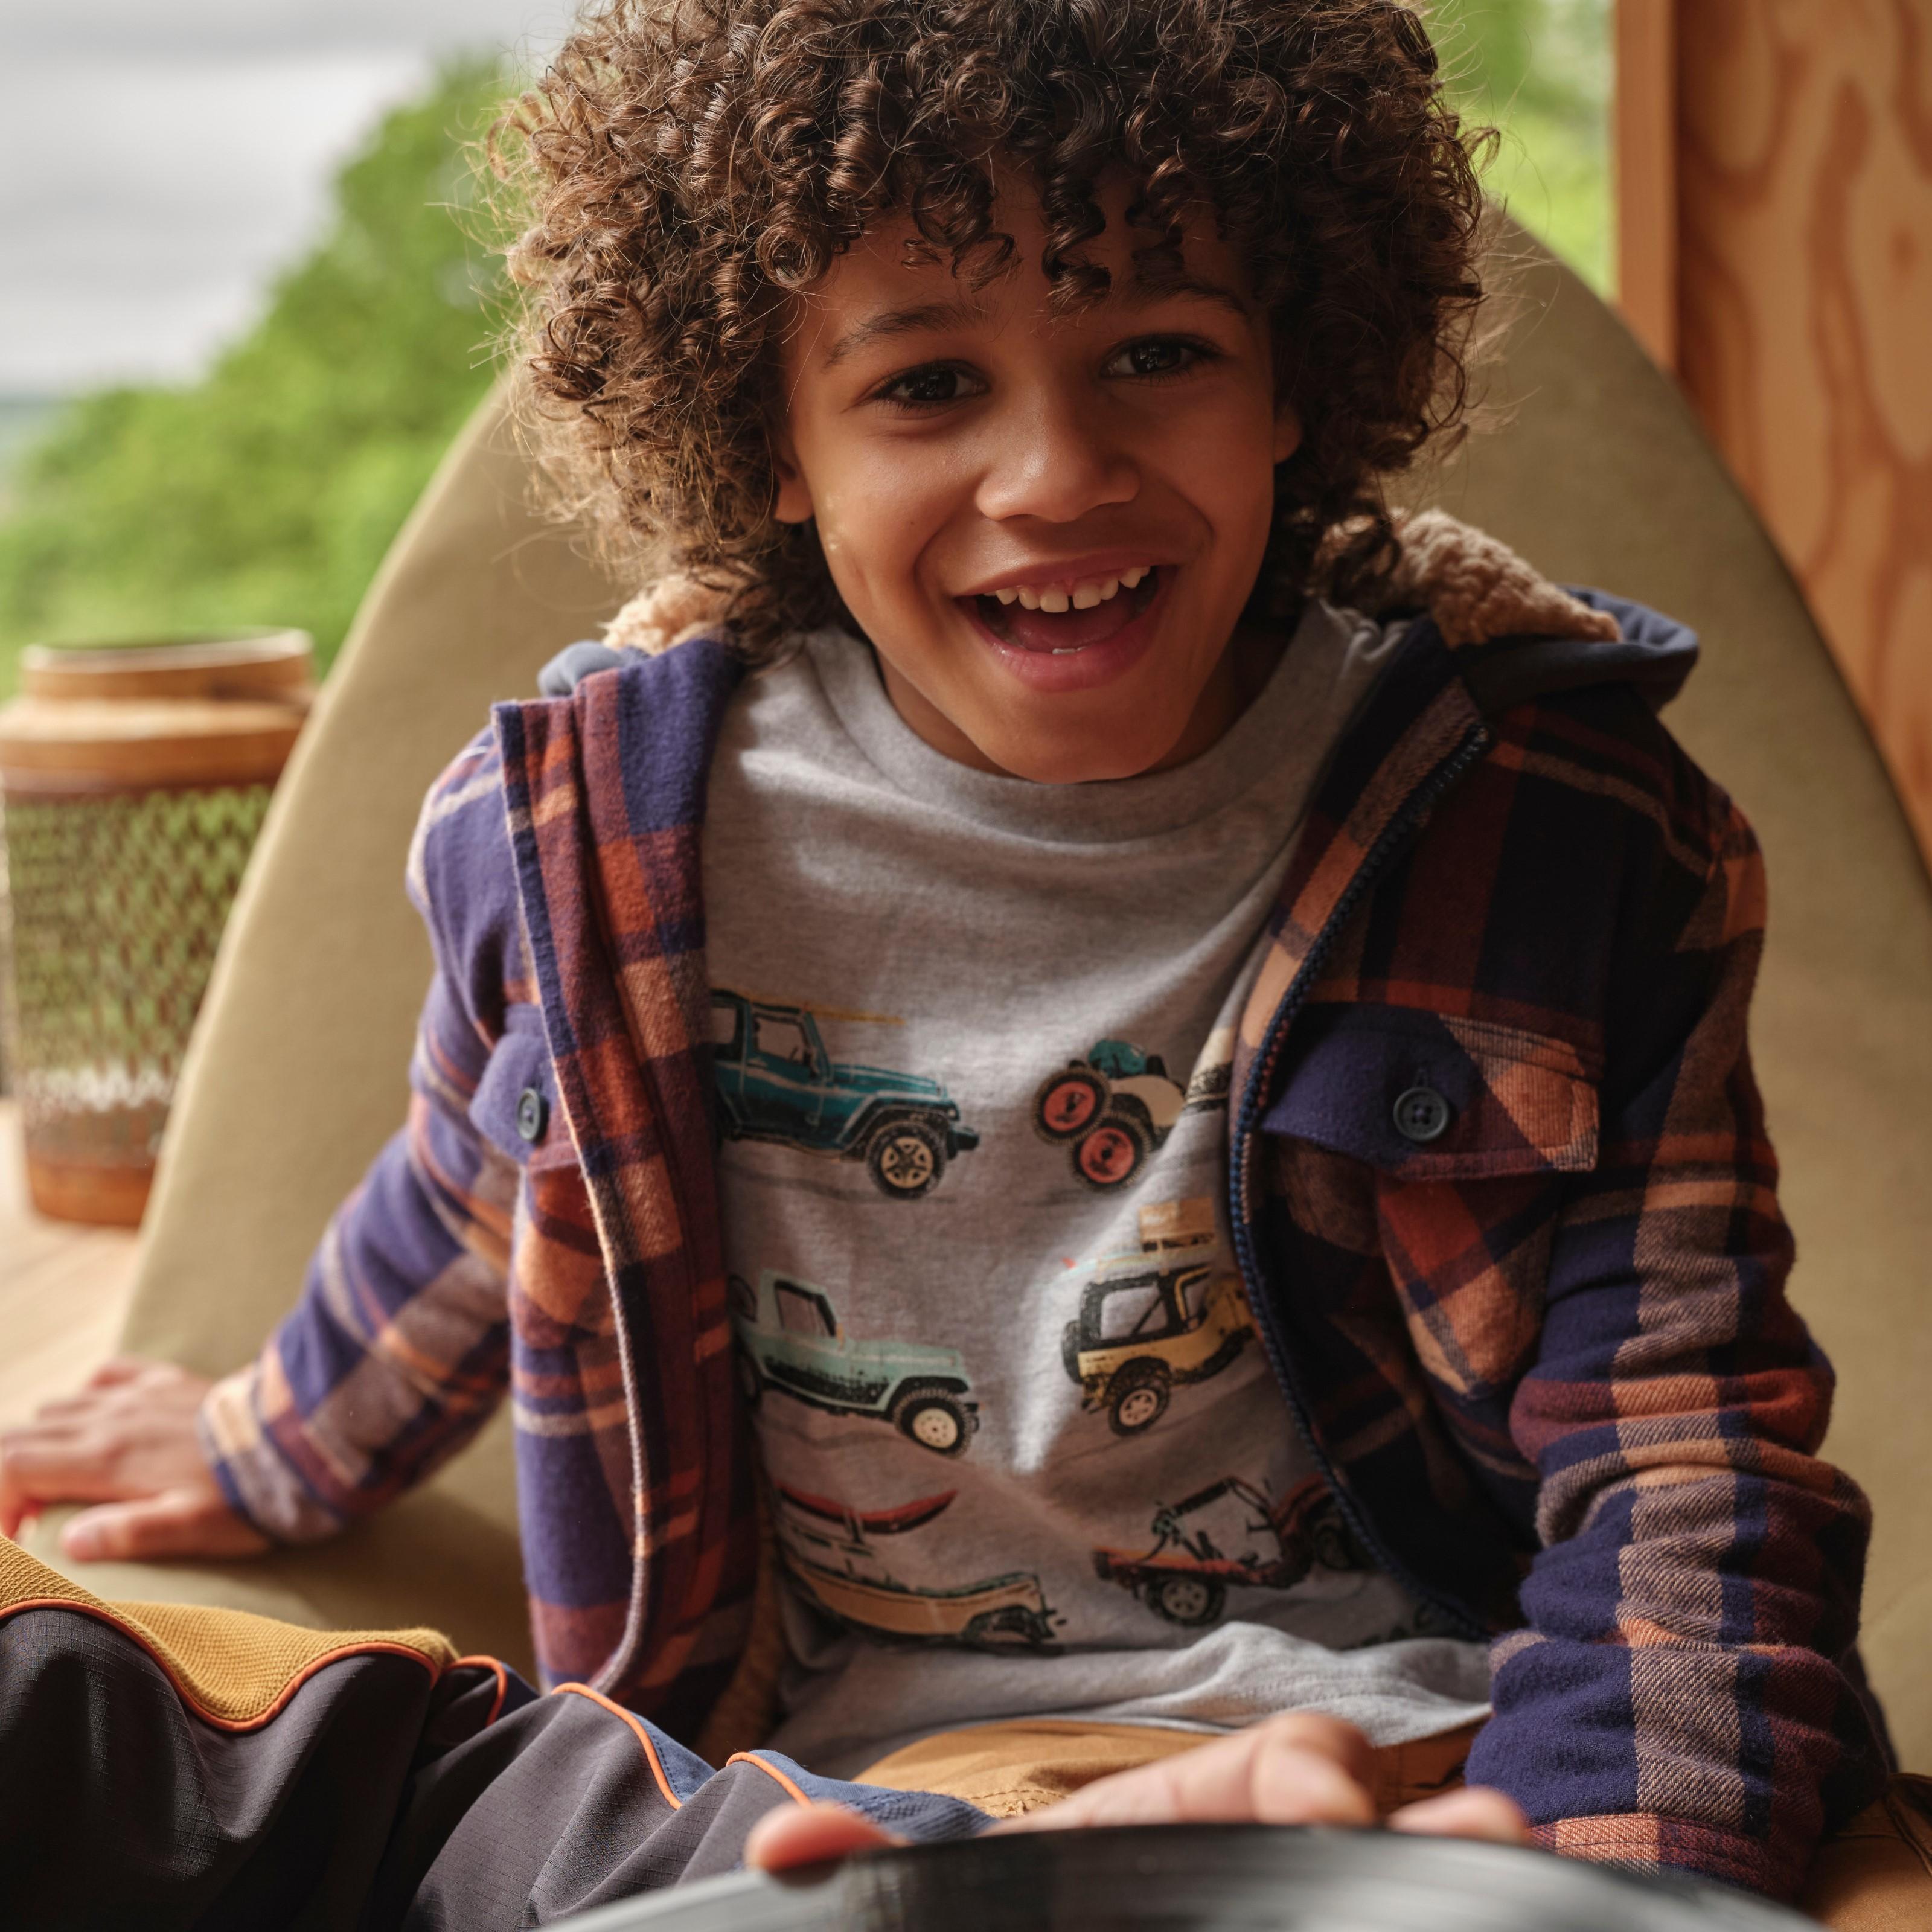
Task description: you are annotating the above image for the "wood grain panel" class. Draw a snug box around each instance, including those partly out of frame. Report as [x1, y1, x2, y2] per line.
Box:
[1616, 0, 1680, 369]
[1675, 1, 1932, 864]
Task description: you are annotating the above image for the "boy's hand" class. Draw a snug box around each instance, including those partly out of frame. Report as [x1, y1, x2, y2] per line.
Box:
[0, 1357, 267, 1561]
[744, 1712, 1527, 1873]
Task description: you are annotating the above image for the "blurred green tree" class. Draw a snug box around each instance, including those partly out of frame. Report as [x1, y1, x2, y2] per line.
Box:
[1430, 0, 1613, 290]
[0, 59, 513, 695]
[0, 13, 1611, 700]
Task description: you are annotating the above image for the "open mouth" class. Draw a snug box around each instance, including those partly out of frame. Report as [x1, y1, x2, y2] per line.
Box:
[966, 566, 1165, 655]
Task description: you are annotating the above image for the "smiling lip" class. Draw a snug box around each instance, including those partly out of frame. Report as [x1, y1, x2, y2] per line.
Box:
[958, 565, 1172, 693]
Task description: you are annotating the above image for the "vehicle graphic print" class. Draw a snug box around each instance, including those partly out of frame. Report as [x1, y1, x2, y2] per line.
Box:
[1034, 1038, 1222, 1189]
[711, 990, 980, 1198]
[1058, 1201, 1253, 1435]
[1092, 1474, 1370, 1627]
[730, 1270, 980, 1455]
[774, 1482, 1061, 1651]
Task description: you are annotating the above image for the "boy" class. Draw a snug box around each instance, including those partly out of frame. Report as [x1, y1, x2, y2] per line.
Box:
[0, 0, 1907, 1922]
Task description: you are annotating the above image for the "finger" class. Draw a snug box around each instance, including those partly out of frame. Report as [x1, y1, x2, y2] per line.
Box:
[61, 1492, 269, 1563]
[28, 1396, 118, 1422]
[1387, 1787, 1531, 1846]
[0, 1431, 114, 1499]
[83, 1358, 153, 1390]
[0, 1419, 87, 1451]
[1000, 1714, 1375, 1835]
[0, 1466, 40, 1541]
[744, 1802, 900, 1872]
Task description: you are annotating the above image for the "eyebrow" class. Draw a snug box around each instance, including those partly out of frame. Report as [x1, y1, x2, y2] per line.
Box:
[820, 272, 1252, 369]
[822, 298, 988, 368]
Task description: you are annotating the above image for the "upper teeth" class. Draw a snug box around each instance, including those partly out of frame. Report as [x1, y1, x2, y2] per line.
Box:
[994, 565, 1151, 610]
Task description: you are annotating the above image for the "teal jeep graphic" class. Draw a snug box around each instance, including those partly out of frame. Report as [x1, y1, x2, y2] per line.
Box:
[711, 990, 981, 1199]
[729, 1270, 981, 1455]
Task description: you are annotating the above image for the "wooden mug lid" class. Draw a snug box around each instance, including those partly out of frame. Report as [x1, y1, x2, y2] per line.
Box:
[1, 630, 315, 791]
[19, 629, 314, 705]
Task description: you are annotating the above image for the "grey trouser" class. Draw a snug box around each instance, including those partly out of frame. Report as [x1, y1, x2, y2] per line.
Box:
[0, 1538, 982, 1930]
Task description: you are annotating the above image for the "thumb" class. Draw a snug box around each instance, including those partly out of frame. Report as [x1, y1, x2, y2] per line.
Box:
[61, 1490, 268, 1563]
[1387, 1786, 1531, 1846]
[744, 1801, 901, 1872]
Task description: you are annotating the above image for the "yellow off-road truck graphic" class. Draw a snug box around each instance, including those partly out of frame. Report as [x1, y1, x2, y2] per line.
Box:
[1059, 1201, 1254, 1435]
[773, 1483, 1060, 1651]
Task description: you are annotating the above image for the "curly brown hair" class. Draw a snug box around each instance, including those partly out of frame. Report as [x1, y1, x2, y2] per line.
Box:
[493, 0, 1491, 655]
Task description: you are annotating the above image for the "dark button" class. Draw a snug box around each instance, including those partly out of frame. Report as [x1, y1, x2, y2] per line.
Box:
[1392, 1085, 1452, 1144]
[515, 1087, 548, 1144]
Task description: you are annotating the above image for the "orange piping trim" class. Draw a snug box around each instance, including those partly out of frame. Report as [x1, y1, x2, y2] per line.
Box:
[726, 1751, 812, 1806]
[554, 1682, 682, 1807]
[0, 1596, 439, 1734]
[449, 1654, 510, 1727]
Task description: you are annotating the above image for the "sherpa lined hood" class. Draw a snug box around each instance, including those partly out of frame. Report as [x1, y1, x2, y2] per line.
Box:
[538, 509, 1699, 720]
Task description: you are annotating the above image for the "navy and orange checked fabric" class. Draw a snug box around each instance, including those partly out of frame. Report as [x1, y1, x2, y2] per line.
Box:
[199, 587, 1887, 1898]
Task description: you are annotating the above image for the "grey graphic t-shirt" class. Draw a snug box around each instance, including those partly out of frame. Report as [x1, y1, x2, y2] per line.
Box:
[702, 608, 1492, 1779]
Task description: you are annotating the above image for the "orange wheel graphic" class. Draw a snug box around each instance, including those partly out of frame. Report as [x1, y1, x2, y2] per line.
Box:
[1034, 1067, 1107, 1142]
[1075, 1114, 1148, 1189]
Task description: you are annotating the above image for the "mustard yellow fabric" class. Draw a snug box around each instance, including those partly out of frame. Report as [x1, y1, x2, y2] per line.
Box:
[855, 1717, 1482, 1818]
[1, 1534, 453, 1727]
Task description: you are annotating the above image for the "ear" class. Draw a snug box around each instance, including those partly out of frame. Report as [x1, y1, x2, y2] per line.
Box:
[772, 430, 814, 525]
[1271, 400, 1302, 467]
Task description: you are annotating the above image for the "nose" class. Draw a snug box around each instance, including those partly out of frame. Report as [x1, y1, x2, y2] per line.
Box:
[973, 385, 1139, 525]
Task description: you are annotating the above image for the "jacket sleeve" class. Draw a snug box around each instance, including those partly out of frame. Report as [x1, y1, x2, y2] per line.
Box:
[197, 731, 531, 1541]
[1460, 775, 1887, 1898]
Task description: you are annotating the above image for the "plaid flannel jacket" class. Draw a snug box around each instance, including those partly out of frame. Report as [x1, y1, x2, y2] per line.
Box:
[200, 582, 1886, 1899]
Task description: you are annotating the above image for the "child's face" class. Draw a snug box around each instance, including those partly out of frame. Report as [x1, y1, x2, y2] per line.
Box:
[772, 181, 1300, 783]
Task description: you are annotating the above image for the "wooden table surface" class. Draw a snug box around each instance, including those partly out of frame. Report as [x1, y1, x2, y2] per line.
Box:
[0, 1099, 141, 1428]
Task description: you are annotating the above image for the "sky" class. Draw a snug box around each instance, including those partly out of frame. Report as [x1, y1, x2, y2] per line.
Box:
[0, 0, 577, 395]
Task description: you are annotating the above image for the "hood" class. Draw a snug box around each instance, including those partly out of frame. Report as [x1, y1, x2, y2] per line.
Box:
[843, 1334, 965, 1369]
[830, 1061, 947, 1101]
[549, 509, 1697, 722]
[1357, 508, 1698, 717]
[1450, 589, 1698, 718]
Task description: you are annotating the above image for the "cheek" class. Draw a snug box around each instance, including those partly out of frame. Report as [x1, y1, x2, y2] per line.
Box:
[816, 452, 962, 612]
[1185, 400, 1284, 548]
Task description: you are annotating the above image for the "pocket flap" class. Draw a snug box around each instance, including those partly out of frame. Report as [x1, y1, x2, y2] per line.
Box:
[1261, 1004, 1598, 1180]
[467, 1005, 557, 1164]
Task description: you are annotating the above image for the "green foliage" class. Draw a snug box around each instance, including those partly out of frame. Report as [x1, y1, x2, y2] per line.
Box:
[0, 21, 1612, 702]
[1428, 0, 1613, 292]
[0, 59, 514, 697]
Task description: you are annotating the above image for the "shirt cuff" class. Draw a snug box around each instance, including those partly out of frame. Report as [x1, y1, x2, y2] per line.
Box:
[197, 1364, 347, 1546]
[1533, 1812, 1804, 1902]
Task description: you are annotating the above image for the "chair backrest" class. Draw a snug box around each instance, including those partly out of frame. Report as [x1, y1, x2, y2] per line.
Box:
[118, 400, 618, 1635]
[122, 232, 1932, 1767]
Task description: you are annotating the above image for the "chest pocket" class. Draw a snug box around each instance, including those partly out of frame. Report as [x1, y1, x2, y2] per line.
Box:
[467, 1003, 561, 1166]
[1261, 1002, 1599, 1181]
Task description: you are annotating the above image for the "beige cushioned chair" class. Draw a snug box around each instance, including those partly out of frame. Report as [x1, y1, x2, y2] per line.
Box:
[24, 230, 1932, 1768]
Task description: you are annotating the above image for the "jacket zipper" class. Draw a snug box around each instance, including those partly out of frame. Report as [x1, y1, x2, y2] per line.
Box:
[1226, 721, 1493, 1642]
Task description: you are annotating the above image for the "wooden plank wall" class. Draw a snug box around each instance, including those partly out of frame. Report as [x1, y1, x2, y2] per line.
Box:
[1628, 1, 1932, 864]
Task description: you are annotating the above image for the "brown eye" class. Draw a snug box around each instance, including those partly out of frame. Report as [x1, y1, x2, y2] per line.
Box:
[878, 363, 982, 408]
[1105, 337, 1218, 380]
